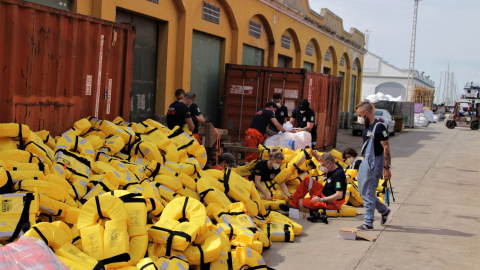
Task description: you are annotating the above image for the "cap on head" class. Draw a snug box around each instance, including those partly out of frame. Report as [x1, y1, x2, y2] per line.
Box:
[299, 99, 309, 110]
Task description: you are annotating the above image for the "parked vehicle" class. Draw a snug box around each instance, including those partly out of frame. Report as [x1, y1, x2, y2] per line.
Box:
[445, 102, 479, 130]
[352, 109, 396, 136]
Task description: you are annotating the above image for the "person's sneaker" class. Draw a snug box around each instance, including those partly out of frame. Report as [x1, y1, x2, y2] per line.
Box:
[381, 208, 391, 225]
[279, 203, 295, 211]
[356, 224, 374, 231]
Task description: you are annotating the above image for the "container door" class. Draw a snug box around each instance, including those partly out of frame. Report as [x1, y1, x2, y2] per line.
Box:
[349, 75, 357, 114]
[242, 44, 263, 66]
[116, 10, 158, 122]
[191, 31, 222, 124]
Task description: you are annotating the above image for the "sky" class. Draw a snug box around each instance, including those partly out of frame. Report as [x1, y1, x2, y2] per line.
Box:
[308, 0, 480, 99]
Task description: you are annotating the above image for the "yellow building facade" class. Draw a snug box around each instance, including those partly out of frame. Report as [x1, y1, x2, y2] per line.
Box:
[73, 0, 366, 123]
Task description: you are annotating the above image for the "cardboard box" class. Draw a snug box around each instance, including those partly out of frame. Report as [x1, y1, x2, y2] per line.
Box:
[338, 227, 376, 242]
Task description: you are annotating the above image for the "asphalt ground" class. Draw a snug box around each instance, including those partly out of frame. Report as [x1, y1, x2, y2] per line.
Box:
[262, 122, 480, 270]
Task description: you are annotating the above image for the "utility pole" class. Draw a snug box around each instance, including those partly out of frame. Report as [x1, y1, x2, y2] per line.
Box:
[364, 29, 372, 51]
[406, 0, 421, 101]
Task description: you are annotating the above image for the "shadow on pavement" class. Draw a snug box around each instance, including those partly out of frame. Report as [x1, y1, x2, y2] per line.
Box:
[386, 225, 475, 237]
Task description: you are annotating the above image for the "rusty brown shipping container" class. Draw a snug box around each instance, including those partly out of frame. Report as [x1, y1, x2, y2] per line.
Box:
[0, 0, 135, 136]
[304, 72, 342, 150]
[223, 64, 341, 150]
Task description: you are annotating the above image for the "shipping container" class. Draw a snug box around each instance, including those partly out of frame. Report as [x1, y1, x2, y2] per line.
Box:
[223, 64, 341, 150]
[0, 0, 135, 136]
[304, 72, 342, 150]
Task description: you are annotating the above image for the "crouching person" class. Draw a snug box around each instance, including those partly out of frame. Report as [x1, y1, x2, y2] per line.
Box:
[280, 152, 346, 223]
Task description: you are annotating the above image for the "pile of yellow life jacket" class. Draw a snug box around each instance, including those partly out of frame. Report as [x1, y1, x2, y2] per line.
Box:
[0, 119, 303, 269]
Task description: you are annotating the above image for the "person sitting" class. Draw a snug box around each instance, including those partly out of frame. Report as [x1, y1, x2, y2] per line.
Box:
[342, 147, 362, 170]
[249, 147, 292, 201]
[280, 152, 346, 223]
[210, 153, 238, 170]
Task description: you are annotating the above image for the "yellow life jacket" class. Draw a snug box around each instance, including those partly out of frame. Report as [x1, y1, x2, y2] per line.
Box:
[14, 179, 77, 207]
[233, 246, 267, 269]
[0, 123, 30, 145]
[104, 190, 148, 237]
[54, 242, 105, 270]
[261, 210, 302, 236]
[230, 160, 257, 177]
[56, 134, 96, 160]
[37, 194, 71, 220]
[24, 221, 72, 249]
[325, 204, 358, 217]
[84, 134, 103, 151]
[197, 177, 232, 210]
[0, 137, 17, 152]
[262, 221, 294, 243]
[184, 230, 222, 266]
[77, 195, 131, 268]
[346, 183, 363, 206]
[130, 140, 163, 163]
[34, 130, 56, 150]
[136, 257, 159, 270]
[0, 160, 48, 174]
[9, 170, 45, 182]
[128, 234, 149, 266]
[175, 187, 201, 201]
[155, 256, 190, 270]
[0, 192, 39, 242]
[56, 255, 98, 270]
[0, 149, 42, 163]
[71, 118, 93, 136]
[142, 127, 179, 163]
[53, 149, 91, 183]
[261, 199, 286, 211]
[149, 197, 206, 255]
[101, 135, 126, 155]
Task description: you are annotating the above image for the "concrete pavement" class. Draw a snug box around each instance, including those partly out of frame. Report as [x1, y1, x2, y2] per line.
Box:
[262, 122, 480, 269]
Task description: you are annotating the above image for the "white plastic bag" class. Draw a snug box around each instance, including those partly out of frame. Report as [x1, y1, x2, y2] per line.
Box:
[282, 121, 293, 132]
[0, 236, 69, 270]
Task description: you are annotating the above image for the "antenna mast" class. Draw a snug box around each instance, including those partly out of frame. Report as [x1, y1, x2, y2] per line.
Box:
[406, 0, 421, 101]
[365, 29, 372, 51]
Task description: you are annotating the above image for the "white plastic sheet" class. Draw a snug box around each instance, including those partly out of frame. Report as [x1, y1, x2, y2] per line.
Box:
[264, 131, 311, 150]
[0, 236, 69, 270]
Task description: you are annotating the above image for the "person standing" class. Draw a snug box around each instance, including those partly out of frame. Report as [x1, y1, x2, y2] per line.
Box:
[245, 102, 285, 162]
[355, 101, 391, 230]
[190, 102, 205, 144]
[289, 98, 317, 147]
[166, 92, 196, 132]
[269, 93, 289, 133]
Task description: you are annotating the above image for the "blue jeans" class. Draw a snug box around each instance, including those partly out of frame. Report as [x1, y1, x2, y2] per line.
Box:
[357, 155, 388, 226]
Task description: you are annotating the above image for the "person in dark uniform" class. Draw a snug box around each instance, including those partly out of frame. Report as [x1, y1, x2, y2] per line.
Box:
[342, 147, 362, 170]
[166, 92, 196, 132]
[248, 147, 291, 201]
[355, 101, 391, 230]
[289, 98, 317, 147]
[175, 88, 185, 100]
[189, 102, 205, 144]
[280, 152, 346, 223]
[269, 93, 289, 133]
[245, 102, 285, 162]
